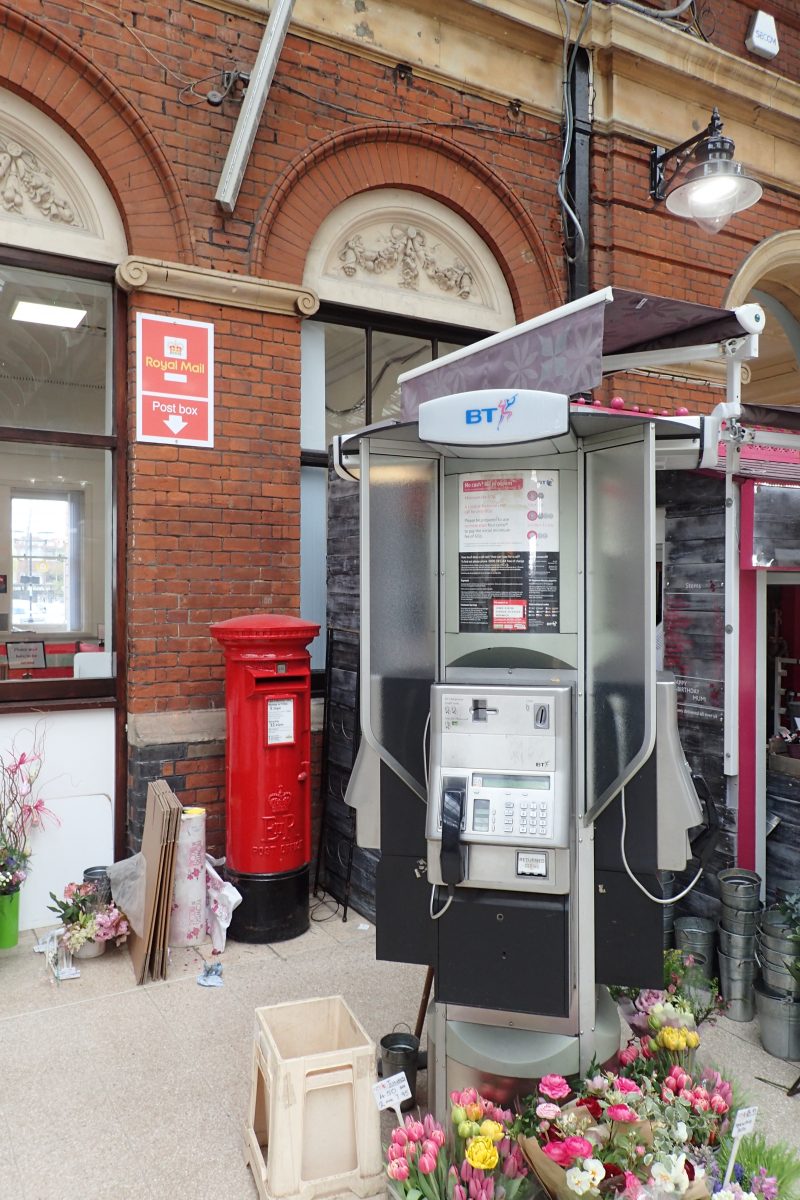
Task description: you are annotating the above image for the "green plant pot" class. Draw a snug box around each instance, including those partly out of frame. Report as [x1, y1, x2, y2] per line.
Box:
[0, 889, 20, 949]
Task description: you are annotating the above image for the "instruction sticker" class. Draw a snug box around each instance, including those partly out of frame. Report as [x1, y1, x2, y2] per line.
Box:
[458, 471, 560, 633]
[266, 698, 295, 745]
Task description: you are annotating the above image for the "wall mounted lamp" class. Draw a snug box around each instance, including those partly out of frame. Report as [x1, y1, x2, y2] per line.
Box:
[649, 108, 762, 233]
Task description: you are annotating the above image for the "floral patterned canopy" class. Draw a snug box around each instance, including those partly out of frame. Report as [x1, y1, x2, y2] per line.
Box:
[399, 287, 752, 420]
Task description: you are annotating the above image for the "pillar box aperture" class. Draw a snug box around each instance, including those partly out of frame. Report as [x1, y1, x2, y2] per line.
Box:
[210, 614, 320, 942]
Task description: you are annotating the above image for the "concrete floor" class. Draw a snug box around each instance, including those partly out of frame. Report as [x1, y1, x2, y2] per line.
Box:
[1, 899, 798, 1200]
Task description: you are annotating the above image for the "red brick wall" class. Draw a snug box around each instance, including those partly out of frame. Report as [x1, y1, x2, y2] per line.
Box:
[6, 0, 798, 848]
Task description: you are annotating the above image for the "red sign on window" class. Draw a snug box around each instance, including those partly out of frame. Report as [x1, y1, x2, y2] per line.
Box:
[136, 313, 214, 447]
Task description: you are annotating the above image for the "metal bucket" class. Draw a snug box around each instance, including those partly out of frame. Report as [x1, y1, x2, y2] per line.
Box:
[725, 992, 755, 1022]
[757, 941, 798, 970]
[380, 1031, 420, 1110]
[757, 957, 800, 999]
[83, 865, 112, 906]
[757, 928, 800, 957]
[718, 947, 757, 996]
[720, 903, 760, 935]
[718, 923, 755, 958]
[718, 869, 762, 911]
[755, 981, 800, 1059]
[758, 909, 800, 943]
[675, 916, 716, 959]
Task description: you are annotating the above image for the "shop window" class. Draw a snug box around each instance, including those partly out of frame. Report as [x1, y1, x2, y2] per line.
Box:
[300, 306, 480, 674]
[0, 259, 116, 694]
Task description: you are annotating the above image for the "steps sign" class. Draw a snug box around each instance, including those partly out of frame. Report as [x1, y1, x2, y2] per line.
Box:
[136, 313, 214, 447]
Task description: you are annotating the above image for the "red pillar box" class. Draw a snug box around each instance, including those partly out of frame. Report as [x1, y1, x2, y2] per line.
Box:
[210, 614, 320, 942]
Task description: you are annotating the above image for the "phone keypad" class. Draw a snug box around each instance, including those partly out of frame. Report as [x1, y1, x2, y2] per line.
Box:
[474, 791, 553, 841]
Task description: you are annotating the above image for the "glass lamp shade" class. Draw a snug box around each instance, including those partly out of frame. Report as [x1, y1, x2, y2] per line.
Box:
[665, 159, 762, 233]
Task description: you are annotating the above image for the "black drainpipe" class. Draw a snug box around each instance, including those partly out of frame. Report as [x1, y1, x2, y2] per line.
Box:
[566, 46, 592, 302]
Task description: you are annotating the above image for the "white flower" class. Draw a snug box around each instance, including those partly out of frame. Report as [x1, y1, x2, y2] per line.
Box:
[566, 1168, 592, 1196]
[584, 1159, 606, 1187]
[650, 1154, 688, 1195]
[587, 1074, 609, 1095]
[674, 1121, 688, 1143]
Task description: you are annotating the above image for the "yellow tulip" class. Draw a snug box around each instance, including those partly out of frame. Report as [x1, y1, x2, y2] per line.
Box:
[479, 1120, 505, 1142]
[466, 1136, 499, 1171]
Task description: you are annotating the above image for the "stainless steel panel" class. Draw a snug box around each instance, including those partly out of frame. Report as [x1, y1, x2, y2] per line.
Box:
[363, 449, 438, 793]
[584, 430, 655, 821]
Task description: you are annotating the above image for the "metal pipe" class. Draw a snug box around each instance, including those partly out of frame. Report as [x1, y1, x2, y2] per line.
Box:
[215, 0, 296, 212]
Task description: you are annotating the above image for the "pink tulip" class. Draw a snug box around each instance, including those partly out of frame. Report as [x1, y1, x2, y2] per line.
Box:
[418, 1152, 437, 1175]
[422, 1140, 440, 1159]
[679, 1088, 694, 1104]
[619, 1046, 638, 1066]
[391, 1128, 409, 1147]
[503, 1155, 519, 1179]
[454, 1188, 467, 1200]
[710, 1095, 729, 1115]
[405, 1119, 425, 1142]
[387, 1159, 410, 1181]
[387, 1144, 404, 1162]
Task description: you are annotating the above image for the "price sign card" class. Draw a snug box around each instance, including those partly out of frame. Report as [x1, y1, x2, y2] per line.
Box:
[372, 1072, 412, 1123]
[732, 1106, 758, 1138]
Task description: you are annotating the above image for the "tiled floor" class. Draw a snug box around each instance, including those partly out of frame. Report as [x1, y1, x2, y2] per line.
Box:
[1, 901, 798, 1199]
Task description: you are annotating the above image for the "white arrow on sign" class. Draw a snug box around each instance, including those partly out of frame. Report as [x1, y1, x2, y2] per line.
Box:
[164, 414, 188, 434]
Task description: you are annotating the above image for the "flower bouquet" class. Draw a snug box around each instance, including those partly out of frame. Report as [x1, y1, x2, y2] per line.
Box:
[510, 1063, 733, 1200]
[48, 881, 130, 955]
[384, 1090, 532, 1200]
[615, 951, 725, 1038]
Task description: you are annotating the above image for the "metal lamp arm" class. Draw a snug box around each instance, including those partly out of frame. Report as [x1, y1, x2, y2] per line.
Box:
[649, 109, 724, 201]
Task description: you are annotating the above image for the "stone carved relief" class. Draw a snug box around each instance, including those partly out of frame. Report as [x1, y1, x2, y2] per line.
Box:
[338, 223, 474, 299]
[0, 134, 82, 226]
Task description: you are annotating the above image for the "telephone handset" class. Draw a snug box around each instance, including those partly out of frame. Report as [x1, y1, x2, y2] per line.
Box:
[440, 785, 467, 885]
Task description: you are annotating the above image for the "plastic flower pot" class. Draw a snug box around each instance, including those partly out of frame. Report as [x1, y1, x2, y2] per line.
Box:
[0, 889, 20, 949]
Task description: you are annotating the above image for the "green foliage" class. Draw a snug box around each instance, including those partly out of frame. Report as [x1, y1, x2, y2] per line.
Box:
[778, 891, 800, 939]
[717, 1132, 800, 1200]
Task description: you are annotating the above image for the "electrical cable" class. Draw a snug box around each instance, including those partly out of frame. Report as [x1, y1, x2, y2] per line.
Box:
[430, 883, 454, 920]
[274, 80, 559, 146]
[612, 0, 694, 18]
[422, 710, 431, 796]
[619, 786, 703, 905]
[555, 0, 592, 265]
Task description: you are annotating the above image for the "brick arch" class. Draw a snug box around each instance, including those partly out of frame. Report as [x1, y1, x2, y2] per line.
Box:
[253, 126, 562, 320]
[0, 8, 192, 260]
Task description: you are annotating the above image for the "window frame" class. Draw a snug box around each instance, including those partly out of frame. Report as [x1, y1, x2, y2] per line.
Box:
[301, 303, 487, 693]
[0, 249, 124, 708]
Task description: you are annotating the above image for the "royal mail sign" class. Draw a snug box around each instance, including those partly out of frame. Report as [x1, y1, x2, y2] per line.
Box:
[136, 313, 214, 447]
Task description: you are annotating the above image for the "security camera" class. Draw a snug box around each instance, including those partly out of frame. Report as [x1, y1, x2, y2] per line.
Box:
[206, 88, 226, 107]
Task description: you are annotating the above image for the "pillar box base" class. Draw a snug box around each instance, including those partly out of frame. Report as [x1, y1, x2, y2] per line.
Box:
[226, 864, 310, 943]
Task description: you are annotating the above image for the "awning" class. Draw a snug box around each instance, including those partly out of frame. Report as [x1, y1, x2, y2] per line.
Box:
[399, 287, 760, 420]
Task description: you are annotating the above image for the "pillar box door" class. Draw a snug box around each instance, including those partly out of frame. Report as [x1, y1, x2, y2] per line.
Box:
[210, 614, 320, 942]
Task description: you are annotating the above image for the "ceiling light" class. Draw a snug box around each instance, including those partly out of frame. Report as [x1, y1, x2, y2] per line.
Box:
[11, 300, 87, 328]
[649, 108, 762, 234]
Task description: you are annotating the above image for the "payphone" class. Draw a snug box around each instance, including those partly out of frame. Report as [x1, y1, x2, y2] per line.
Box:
[427, 683, 572, 894]
[334, 288, 761, 1116]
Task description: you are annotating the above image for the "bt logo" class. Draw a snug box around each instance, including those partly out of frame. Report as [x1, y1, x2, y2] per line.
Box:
[465, 393, 517, 430]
